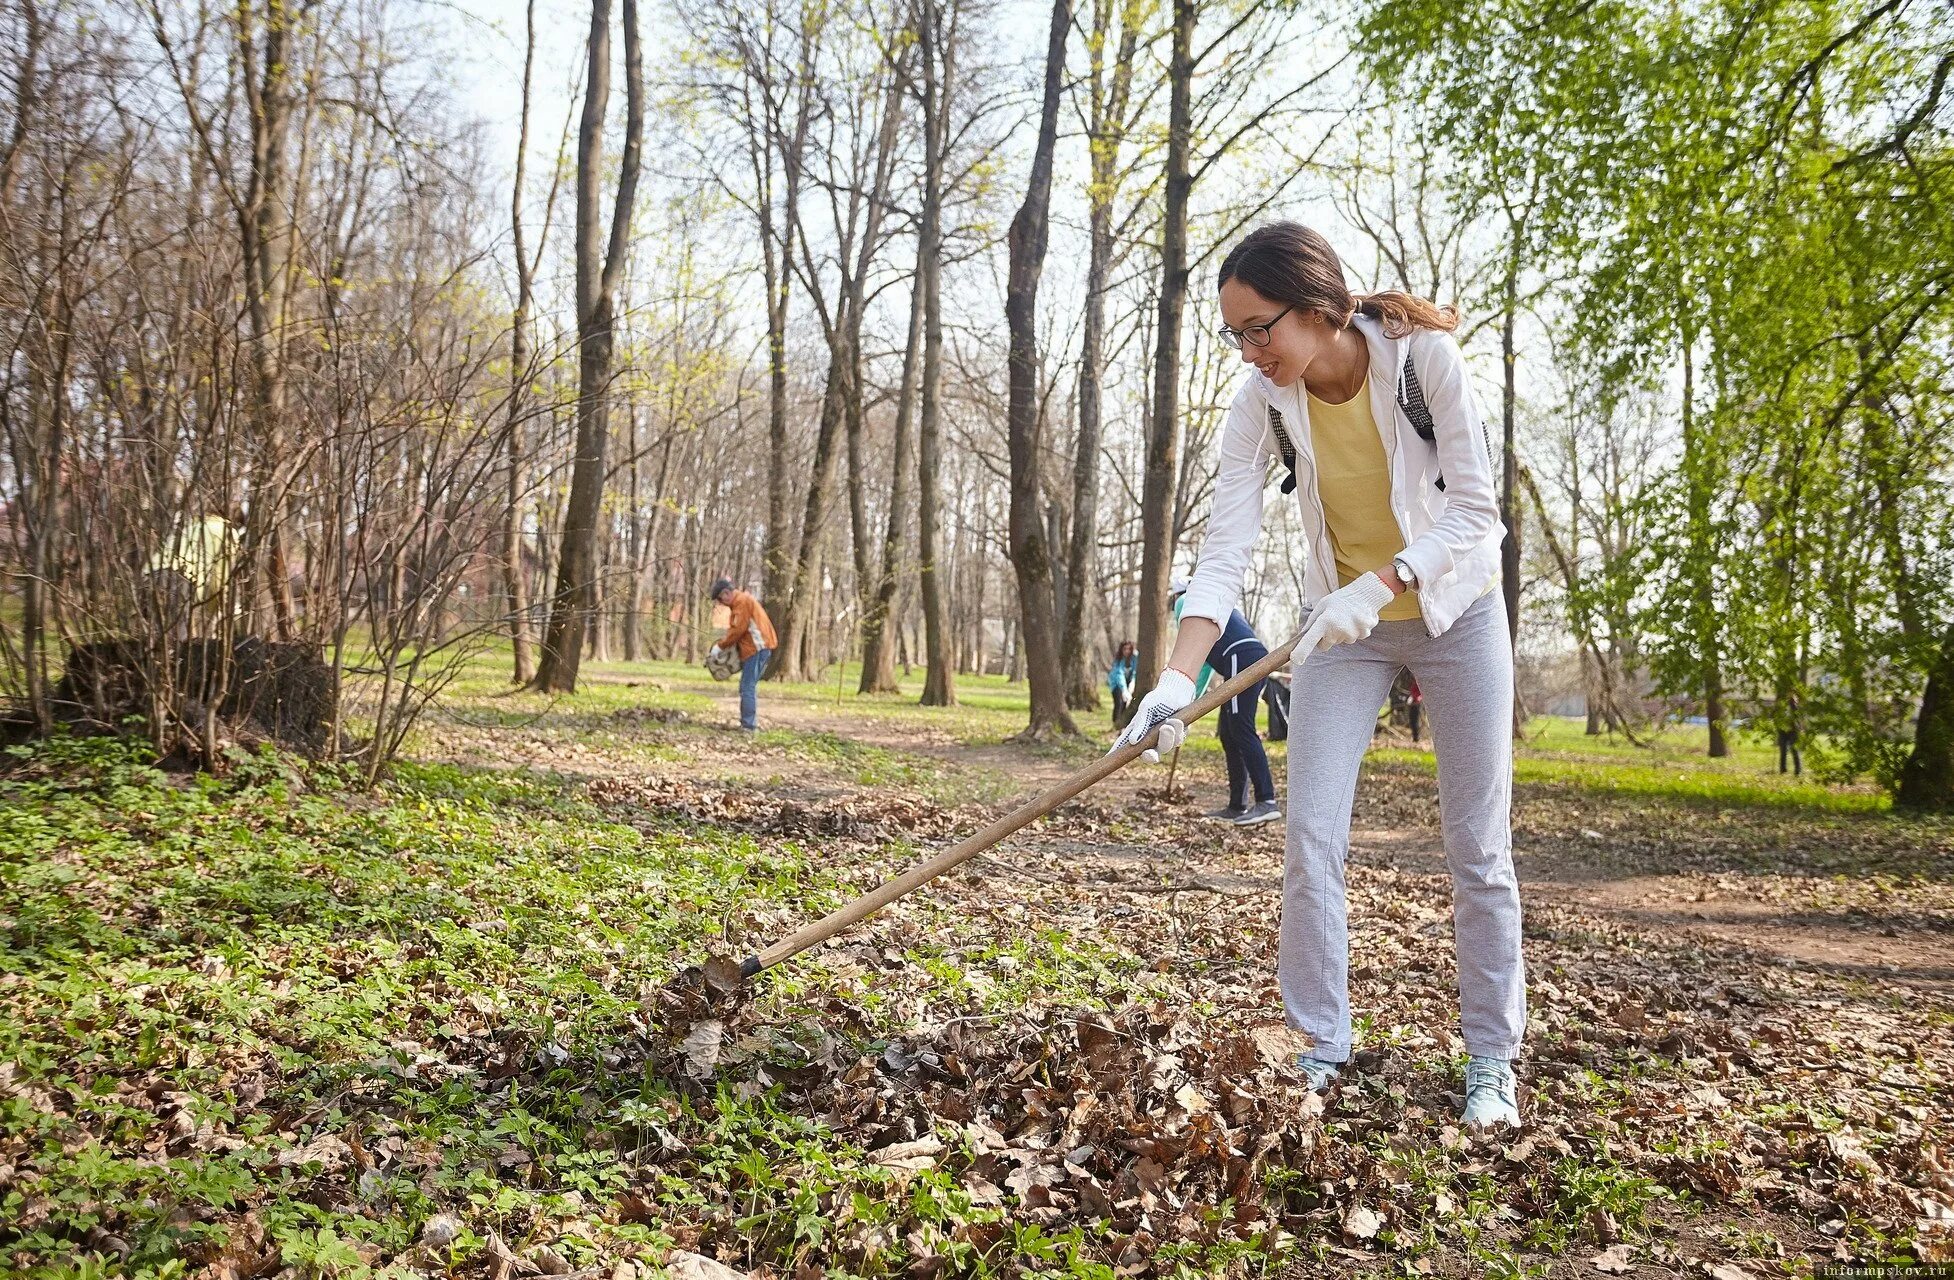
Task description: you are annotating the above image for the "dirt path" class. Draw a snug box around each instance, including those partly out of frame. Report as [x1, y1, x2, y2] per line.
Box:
[485, 676, 1954, 992]
[744, 690, 1954, 993]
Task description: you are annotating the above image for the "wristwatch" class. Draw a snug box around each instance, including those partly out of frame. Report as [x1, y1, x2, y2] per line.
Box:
[1391, 555, 1419, 590]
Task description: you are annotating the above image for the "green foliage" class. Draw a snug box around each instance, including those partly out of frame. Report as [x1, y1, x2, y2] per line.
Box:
[0, 728, 1186, 1278]
[1357, 0, 1954, 801]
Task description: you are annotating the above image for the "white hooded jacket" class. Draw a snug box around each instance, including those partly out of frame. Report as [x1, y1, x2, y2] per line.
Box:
[1179, 312, 1502, 639]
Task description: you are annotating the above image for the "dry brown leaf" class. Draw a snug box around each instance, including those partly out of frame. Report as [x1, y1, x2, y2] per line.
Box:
[1342, 1203, 1382, 1240]
[483, 1231, 534, 1280]
[1250, 1025, 1315, 1066]
[661, 1251, 751, 1280]
[679, 1020, 725, 1079]
[275, 1133, 350, 1170]
[871, 1135, 944, 1171]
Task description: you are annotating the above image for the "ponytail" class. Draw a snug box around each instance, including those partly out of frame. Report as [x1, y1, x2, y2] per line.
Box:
[1353, 290, 1460, 338]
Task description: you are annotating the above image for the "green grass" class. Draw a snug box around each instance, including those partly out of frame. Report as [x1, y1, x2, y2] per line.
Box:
[0, 734, 1187, 1279]
[429, 649, 1054, 753]
[1370, 715, 1890, 813]
[434, 648, 1893, 814]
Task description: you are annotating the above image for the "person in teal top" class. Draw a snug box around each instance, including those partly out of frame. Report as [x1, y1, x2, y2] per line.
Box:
[1107, 640, 1138, 726]
[1172, 583, 1280, 825]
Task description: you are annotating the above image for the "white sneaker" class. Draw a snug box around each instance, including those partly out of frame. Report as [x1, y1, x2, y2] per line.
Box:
[1461, 1055, 1521, 1129]
[1293, 1054, 1342, 1093]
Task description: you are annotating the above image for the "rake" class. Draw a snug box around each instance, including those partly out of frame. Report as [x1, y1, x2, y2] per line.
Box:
[702, 626, 1306, 992]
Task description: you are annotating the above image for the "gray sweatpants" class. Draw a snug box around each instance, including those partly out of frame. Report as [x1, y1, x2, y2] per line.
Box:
[1280, 591, 1526, 1062]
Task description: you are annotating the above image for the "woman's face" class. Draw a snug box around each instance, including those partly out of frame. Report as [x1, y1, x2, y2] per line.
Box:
[1218, 277, 1330, 389]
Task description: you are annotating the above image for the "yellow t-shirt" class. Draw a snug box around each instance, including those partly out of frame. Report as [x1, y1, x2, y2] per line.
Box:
[1307, 377, 1422, 621]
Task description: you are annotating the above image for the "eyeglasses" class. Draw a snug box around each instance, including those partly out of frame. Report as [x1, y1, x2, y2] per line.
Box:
[1218, 306, 1293, 350]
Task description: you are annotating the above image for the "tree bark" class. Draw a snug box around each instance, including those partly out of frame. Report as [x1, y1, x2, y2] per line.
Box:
[1898, 622, 1954, 810]
[623, 402, 645, 662]
[503, 0, 541, 684]
[236, 0, 304, 642]
[917, 0, 955, 706]
[1136, 0, 1194, 700]
[533, 0, 644, 692]
[1003, 0, 1076, 738]
[1521, 464, 1643, 745]
[1499, 232, 1525, 735]
[1062, 0, 1139, 713]
[861, 275, 925, 693]
[770, 34, 902, 682]
[1678, 325, 1727, 755]
[771, 328, 849, 680]
[751, 20, 815, 614]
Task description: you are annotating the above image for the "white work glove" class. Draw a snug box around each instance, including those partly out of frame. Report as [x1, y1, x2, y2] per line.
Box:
[1109, 668, 1196, 763]
[708, 643, 723, 658]
[1301, 573, 1397, 653]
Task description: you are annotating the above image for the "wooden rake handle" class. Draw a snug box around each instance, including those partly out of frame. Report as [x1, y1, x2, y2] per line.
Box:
[731, 626, 1308, 980]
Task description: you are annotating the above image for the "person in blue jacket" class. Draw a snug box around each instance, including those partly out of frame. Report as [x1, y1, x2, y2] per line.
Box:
[1107, 640, 1138, 726]
[1171, 580, 1280, 825]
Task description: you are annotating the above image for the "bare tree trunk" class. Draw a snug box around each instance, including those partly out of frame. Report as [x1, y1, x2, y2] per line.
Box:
[1899, 622, 1954, 810]
[623, 403, 644, 661]
[771, 336, 847, 681]
[1499, 234, 1525, 735]
[845, 363, 871, 627]
[770, 33, 903, 683]
[1678, 326, 1727, 756]
[754, 25, 815, 613]
[1136, 0, 1194, 699]
[1520, 464, 1643, 745]
[534, 0, 644, 692]
[1004, 0, 1076, 738]
[503, 0, 542, 684]
[861, 276, 924, 693]
[1062, 0, 1138, 712]
[236, 0, 306, 643]
[917, 0, 955, 707]
[590, 522, 611, 662]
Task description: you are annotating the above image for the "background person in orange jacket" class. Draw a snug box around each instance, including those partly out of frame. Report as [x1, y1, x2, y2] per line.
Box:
[710, 577, 777, 731]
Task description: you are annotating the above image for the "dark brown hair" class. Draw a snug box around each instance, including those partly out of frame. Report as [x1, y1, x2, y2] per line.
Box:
[1216, 221, 1459, 337]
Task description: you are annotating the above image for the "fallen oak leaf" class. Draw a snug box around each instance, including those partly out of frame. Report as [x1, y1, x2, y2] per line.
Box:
[1589, 1244, 1634, 1274]
[275, 1133, 350, 1171]
[1342, 1203, 1382, 1241]
[661, 1252, 751, 1280]
[1172, 1082, 1212, 1115]
[871, 1135, 944, 1171]
[483, 1231, 535, 1280]
[679, 1020, 724, 1080]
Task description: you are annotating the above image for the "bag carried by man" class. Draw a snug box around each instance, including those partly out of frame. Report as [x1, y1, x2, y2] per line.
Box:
[704, 645, 741, 682]
[1262, 673, 1291, 742]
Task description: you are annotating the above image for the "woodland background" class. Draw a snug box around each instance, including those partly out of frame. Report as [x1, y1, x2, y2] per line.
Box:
[1, 0, 1949, 797]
